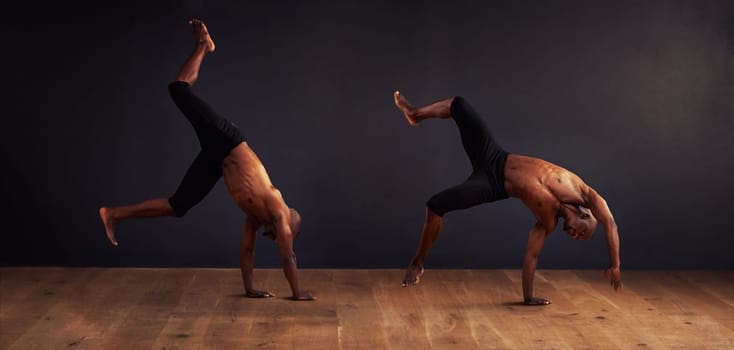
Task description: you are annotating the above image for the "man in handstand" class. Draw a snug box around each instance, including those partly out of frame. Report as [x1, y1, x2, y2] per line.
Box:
[393, 91, 622, 305]
[99, 19, 315, 301]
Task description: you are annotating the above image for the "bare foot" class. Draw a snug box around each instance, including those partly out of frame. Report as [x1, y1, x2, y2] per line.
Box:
[99, 207, 118, 246]
[401, 263, 424, 287]
[393, 91, 419, 126]
[189, 19, 215, 53]
[524, 297, 552, 306]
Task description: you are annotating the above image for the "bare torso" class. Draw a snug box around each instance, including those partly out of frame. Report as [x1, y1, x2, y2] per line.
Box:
[504, 154, 589, 227]
[222, 142, 288, 224]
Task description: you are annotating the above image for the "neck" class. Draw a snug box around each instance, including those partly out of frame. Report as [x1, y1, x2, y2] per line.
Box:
[558, 202, 577, 218]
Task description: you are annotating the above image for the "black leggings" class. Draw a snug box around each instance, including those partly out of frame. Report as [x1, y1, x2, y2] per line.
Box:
[426, 97, 509, 216]
[167, 81, 246, 217]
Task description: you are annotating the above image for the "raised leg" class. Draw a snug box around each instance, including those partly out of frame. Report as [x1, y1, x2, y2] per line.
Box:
[393, 91, 453, 126]
[175, 19, 216, 86]
[99, 199, 174, 246]
[97, 20, 219, 247]
[402, 207, 443, 286]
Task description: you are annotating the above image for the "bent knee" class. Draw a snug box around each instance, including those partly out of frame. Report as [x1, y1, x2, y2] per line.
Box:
[449, 96, 467, 116]
[426, 196, 446, 217]
[168, 197, 190, 218]
[168, 81, 192, 98]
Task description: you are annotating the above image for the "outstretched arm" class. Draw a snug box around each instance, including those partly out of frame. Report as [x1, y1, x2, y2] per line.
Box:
[274, 217, 316, 301]
[240, 217, 274, 298]
[585, 188, 622, 291]
[522, 222, 551, 305]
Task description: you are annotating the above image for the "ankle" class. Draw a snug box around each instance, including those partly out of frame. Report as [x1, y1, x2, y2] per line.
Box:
[193, 42, 209, 52]
[102, 207, 117, 221]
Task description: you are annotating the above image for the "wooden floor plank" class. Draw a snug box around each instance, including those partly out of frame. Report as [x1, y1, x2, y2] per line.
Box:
[435, 270, 510, 349]
[578, 270, 734, 349]
[149, 268, 231, 349]
[86, 268, 196, 350]
[2, 268, 734, 349]
[500, 269, 577, 349]
[548, 270, 667, 349]
[677, 270, 734, 309]
[523, 270, 619, 350]
[332, 269, 390, 349]
[1, 268, 104, 350]
[20, 268, 162, 350]
[200, 268, 339, 350]
[625, 270, 733, 348]
[370, 269, 433, 349]
[418, 270, 478, 349]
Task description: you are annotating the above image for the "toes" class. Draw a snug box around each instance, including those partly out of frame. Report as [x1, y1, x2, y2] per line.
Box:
[401, 277, 419, 287]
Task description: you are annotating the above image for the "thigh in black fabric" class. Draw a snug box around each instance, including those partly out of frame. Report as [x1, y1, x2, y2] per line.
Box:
[168, 151, 223, 217]
[169, 82, 228, 136]
[426, 179, 493, 216]
[168, 81, 246, 154]
[450, 97, 495, 167]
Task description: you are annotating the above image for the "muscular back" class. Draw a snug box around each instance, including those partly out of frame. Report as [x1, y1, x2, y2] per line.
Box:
[222, 142, 289, 223]
[504, 154, 590, 228]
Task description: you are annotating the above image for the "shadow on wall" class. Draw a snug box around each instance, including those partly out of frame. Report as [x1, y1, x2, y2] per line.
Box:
[729, 17, 734, 52]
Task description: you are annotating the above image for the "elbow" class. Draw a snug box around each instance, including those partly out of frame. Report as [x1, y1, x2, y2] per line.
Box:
[606, 221, 618, 233]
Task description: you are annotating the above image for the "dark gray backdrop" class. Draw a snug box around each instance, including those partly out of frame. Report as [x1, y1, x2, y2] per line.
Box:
[3, 0, 733, 269]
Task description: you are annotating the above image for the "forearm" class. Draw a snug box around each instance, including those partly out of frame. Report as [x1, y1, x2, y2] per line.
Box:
[240, 250, 255, 292]
[603, 224, 624, 291]
[585, 189, 620, 267]
[280, 252, 300, 297]
[605, 223, 620, 268]
[522, 255, 538, 301]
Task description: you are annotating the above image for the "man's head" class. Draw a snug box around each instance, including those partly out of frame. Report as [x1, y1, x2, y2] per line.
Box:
[262, 208, 301, 241]
[562, 204, 597, 240]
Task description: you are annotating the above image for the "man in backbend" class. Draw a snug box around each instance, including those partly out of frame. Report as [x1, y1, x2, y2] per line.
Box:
[99, 20, 315, 301]
[393, 91, 622, 305]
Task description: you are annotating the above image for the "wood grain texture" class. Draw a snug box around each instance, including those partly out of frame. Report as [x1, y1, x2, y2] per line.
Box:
[1, 268, 732, 349]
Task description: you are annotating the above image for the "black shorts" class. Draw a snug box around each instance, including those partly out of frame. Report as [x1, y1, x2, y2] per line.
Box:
[426, 96, 509, 216]
[167, 81, 246, 217]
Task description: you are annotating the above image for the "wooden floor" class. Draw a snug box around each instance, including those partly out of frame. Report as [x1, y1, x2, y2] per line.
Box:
[1, 269, 733, 350]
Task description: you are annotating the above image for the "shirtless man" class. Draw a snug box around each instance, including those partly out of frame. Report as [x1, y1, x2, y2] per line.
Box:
[99, 19, 315, 301]
[393, 91, 621, 305]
